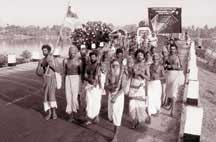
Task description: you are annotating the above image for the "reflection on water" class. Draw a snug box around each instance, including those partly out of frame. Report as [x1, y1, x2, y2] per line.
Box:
[0, 39, 71, 58]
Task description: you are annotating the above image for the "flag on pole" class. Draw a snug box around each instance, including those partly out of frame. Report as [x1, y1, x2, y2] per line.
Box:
[64, 3, 82, 30]
[66, 6, 78, 19]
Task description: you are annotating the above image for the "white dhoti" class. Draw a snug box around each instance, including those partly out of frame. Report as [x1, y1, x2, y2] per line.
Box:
[65, 75, 80, 114]
[108, 92, 124, 126]
[147, 80, 162, 115]
[165, 70, 185, 99]
[129, 79, 147, 122]
[86, 84, 102, 119]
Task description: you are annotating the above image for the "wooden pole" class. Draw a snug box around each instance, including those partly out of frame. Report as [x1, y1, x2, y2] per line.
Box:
[53, 0, 72, 54]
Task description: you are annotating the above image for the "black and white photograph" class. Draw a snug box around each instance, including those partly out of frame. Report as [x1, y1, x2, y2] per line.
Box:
[0, 0, 215, 142]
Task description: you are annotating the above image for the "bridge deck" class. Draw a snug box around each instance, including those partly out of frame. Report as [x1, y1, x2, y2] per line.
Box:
[0, 41, 190, 142]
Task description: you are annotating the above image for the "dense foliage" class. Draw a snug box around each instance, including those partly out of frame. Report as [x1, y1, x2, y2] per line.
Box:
[70, 21, 113, 49]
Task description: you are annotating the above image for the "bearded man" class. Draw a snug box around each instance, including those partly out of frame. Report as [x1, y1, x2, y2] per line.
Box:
[36, 44, 58, 120]
[105, 59, 127, 142]
[84, 51, 102, 125]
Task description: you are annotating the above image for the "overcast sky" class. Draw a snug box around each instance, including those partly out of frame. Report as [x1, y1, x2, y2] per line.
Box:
[0, 0, 215, 27]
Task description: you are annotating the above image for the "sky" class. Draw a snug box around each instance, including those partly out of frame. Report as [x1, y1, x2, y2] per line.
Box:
[0, 0, 216, 27]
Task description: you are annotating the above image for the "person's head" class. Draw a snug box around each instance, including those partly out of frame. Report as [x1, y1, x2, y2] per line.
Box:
[127, 56, 134, 69]
[101, 51, 109, 61]
[129, 48, 135, 56]
[100, 62, 107, 73]
[116, 48, 123, 59]
[145, 51, 151, 60]
[69, 45, 78, 59]
[110, 59, 121, 75]
[150, 46, 156, 54]
[80, 45, 87, 56]
[170, 39, 175, 45]
[89, 51, 98, 63]
[152, 53, 161, 65]
[162, 47, 169, 58]
[170, 45, 177, 55]
[152, 33, 156, 37]
[41, 44, 52, 57]
[135, 49, 145, 62]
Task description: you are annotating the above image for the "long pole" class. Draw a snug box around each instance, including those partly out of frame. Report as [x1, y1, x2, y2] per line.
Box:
[53, 0, 72, 54]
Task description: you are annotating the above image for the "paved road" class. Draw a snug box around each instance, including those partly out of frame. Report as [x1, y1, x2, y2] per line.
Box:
[0, 62, 182, 142]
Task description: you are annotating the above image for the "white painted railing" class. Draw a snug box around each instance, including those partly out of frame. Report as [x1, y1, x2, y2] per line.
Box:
[179, 41, 204, 142]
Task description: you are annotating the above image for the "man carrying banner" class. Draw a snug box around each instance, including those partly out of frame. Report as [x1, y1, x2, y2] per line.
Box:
[105, 59, 127, 142]
[36, 45, 58, 120]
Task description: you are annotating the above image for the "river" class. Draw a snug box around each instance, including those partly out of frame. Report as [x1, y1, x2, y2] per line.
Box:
[0, 39, 71, 58]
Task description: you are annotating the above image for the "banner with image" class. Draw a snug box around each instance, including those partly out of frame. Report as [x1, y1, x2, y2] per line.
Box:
[148, 7, 182, 33]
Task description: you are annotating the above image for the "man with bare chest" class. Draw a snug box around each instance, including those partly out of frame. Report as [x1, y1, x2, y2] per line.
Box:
[63, 45, 81, 122]
[147, 54, 165, 120]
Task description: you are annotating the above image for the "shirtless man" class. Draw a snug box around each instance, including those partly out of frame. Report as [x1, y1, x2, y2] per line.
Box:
[165, 45, 184, 116]
[63, 45, 81, 122]
[105, 59, 127, 142]
[128, 49, 150, 127]
[147, 54, 165, 120]
[84, 51, 102, 125]
[36, 44, 58, 120]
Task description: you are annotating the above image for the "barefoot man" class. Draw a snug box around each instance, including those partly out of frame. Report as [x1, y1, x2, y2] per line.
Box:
[36, 44, 58, 120]
[84, 51, 102, 125]
[165, 45, 184, 116]
[128, 49, 150, 128]
[147, 54, 165, 119]
[105, 59, 127, 142]
[63, 45, 81, 122]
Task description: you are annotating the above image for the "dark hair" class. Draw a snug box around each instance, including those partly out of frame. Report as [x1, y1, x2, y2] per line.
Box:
[150, 45, 156, 52]
[89, 51, 98, 57]
[135, 49, 145, 58]
[129, 48, 134, 53]
[116, 48, 123, 55]
[41, 44, 52, 52]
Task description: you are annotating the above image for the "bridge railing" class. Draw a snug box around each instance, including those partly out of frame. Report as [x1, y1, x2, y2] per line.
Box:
[178, 41, 204, 142]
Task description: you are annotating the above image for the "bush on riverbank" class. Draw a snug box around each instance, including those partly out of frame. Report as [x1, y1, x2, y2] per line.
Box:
[20, 50, 32, 62]
[0, 54, 7, 67]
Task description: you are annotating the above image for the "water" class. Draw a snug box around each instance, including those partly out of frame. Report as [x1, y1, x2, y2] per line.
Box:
[0, 39, 71, 58]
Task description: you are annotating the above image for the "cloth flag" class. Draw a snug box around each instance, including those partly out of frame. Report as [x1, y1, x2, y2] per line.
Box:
[66, 6, 78, 19]
[64, 2, 82, 30]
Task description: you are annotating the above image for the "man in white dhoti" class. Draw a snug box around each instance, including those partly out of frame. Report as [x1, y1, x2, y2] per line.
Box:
[128, 49, 150, 128]
[147, 54, 165, 119]
[84, 51, 102, 125]
[63, 45, 81, 122]
[105, 59, 127, 142]
[165, 45, 185, 116]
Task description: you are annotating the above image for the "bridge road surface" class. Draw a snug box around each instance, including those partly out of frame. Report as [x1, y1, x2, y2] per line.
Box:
[0, 42, 189, 142]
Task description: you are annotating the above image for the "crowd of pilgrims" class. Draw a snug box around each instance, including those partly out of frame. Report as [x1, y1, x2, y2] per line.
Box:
[36, 36, 185, 142]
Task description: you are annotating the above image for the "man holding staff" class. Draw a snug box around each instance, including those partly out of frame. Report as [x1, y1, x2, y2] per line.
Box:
[36, 45, 58, 120]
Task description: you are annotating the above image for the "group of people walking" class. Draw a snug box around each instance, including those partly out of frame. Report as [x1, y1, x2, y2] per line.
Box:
[36, 36, 185, 142]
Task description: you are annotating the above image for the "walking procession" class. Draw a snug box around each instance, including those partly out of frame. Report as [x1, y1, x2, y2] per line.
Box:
[35, 34, 185, 142]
